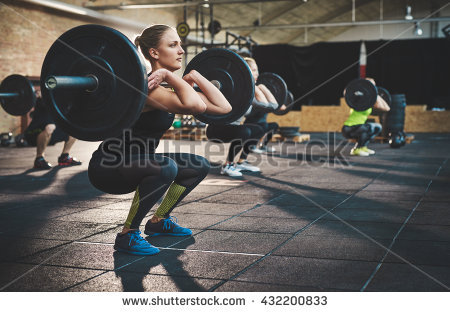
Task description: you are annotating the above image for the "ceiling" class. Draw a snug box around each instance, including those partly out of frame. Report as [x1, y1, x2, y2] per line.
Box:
[80, 0, 450, 46]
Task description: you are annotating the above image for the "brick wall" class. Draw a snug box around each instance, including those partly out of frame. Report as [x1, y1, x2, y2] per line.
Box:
[0, 0, 179, 135]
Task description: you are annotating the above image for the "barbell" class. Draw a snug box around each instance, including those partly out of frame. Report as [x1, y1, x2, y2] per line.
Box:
[40, 24, 255, 142]
[345, 78, 392, 111]
[183, 48, 254, 125]
[256, 72, 295, 116]
[0, 75, 36, 116]
[256, 75, 393, 115]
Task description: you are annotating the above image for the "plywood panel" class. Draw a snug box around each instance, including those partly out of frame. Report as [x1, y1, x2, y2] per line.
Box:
[267, 99, 450, 133]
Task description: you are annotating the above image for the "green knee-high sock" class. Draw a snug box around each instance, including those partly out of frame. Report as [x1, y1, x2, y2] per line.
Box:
[154, 183, 186, 218]
[124, 188, 140, 228]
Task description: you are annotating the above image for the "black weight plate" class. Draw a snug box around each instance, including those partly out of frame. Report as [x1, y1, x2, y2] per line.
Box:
[377, 86, 392, 107]
[344, 78, 377, 111]
[273, 90, 294, 116]
[41, 24, 148, 141]
[184, 48, 254, 124]
[0, 75, 36, 116]
[257, 72, 288, 110]
[208, 20, 222, 35]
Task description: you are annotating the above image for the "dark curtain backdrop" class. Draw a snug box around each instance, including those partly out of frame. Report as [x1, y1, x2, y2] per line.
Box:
[253, 38, 450, 110]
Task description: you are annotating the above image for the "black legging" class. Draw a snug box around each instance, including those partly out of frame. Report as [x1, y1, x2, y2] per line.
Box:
[206, 124, 265, 162]
[245, 121, 279, 146]
[342, 123, 382, 148]
[88, 151, 209, 228]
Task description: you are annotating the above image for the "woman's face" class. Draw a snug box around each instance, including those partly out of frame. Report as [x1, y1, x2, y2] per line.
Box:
[247, 61, 259, 81]
[152, 28, 184, 71]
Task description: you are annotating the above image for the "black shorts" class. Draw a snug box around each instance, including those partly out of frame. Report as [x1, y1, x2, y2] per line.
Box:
[24, 124, 69, 147]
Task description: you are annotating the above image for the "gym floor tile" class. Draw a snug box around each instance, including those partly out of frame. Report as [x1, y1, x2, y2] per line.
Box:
[18, 243, 132, 271]
[213, 184, 278, 196]
[77, 226, 203, 247]
[232, 255, 376, 291]
[179, 229, 291, 254]
[272, 235, 390, 262]
[268, 193, 352, 208]
[53, 208, 130, 224]
[214, 280, 343, 292]
[174, 202, 256, 215]
[384, 240, 450, 266]
[337, 199, 418, 210]
[354, 191, 424, 201]
[0, 263, 37, 287]
[194, 193, 276, 205]
[242, 204, 326, 219]
[408, 210, 450, 226]
[363, 263, 450, 291]
[363, 183, 429, 192]
[415, 201, 450, 211]
[0, 236, 66, 262]
[56, 197, 124, 209]
[88, 200, 136, 210]
[301, 220, 401, 240]
[209, 215, 312, 234]
[0, 217, 46, 235]
[168, 212, 231, 230]
[0, 206, 99, 221]
[321, 207, 413, 223]
[282, 182, 366, 191]
[0, 263, 103, 292]
[119, 249, 261, 280]
[8, 220, 116, 240]
[68, 271, 221, 292]
[77, 226, 123, 244]
[397, 224, 450, 242]
[99, 193, 135, 200]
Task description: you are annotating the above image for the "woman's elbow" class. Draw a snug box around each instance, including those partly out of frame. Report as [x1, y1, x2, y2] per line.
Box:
[190, 102, 207, 114]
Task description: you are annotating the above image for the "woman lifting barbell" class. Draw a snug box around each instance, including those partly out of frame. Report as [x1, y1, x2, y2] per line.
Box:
[244, 57, 285, 154]
[88, 24, 231, 256]
[342, 78, 390, 156]
[206, 57, 278, 177]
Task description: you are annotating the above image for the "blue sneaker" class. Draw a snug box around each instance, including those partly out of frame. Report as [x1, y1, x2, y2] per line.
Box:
[144, 216, 192, 237]
[113, 230, 160, 256]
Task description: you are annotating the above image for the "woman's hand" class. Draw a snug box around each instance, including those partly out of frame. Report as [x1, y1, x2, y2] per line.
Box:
[182, 70, 231, 115]
[148, 69, 169, 90]
[257, 84, 278, 105]
[258, 84, 270, 93]
[182, 70, 197, 88]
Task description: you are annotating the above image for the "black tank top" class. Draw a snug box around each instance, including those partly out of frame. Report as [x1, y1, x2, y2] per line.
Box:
[94, 109, 175, 164]
[130, 109, 175, 151]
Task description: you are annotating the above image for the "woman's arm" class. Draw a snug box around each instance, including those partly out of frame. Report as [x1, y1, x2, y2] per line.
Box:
[258, 84, 278, 105]
[183, 70, 232, 115]
[373, 95, 391, 112]
[254, 85, 269, 103]
[252, 98, 278, 112]
[144, 69, 207, 114]
[252, 85, 277, 111]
